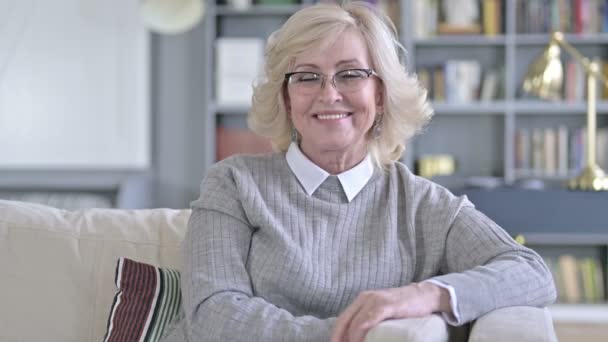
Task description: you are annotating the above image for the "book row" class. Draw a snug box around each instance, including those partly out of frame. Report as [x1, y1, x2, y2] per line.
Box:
[544, 254, 606, 303]
[517, 0, 608, 34]
[415, 0, 608, 38]
[513, 126, 608, 177]
[414, 0, 503, 38]
[417, 62, 501, 103]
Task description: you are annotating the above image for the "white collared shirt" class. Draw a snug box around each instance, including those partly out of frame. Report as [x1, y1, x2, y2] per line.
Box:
[285, 142, 374, 202]
[284, 142, 461, 322]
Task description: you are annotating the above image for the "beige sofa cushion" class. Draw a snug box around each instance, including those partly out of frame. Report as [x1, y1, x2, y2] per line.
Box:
[469, 306, 558, 342]
[364, 314, 450, 342]
[0, 200, 190, 342]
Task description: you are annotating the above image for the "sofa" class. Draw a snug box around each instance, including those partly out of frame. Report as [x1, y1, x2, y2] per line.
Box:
[0, 199, 557, 342]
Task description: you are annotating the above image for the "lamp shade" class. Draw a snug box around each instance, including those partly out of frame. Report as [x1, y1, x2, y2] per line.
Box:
[522, 41, 563, 101]
[140, 0, 204, 34]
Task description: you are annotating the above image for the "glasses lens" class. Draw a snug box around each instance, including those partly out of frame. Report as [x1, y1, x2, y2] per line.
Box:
[288, 72, 322, 94]
[334, 69, 369, 92]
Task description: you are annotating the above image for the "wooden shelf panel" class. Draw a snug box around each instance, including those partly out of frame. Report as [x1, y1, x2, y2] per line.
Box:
[214, 103, 250, 115]
[515, 33, 608, 45]
[432, 101, 506, 114]
[514, 101, 608, 114]
[513, 169, 577, 180]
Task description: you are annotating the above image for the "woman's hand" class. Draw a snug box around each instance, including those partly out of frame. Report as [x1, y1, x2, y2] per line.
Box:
[330, 282, 452, 342]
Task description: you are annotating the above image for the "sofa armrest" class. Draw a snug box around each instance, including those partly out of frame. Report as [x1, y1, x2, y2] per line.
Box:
[364, 315, 449, 342]
[469, 306, 557, 342]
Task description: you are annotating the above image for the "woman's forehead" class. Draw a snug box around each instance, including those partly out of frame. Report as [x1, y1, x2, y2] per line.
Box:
[291, 30, 371, 68]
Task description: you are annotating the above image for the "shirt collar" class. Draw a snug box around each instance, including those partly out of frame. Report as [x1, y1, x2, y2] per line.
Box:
[285, 142, 374, 202]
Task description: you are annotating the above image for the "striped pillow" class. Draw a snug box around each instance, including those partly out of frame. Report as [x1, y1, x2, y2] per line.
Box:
[103, 257, 182, 342]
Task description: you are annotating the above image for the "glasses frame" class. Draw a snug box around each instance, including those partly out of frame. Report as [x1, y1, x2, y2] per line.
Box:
[284, 68, 378, 94]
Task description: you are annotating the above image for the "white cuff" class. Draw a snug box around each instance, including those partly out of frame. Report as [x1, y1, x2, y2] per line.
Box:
[422, 279, 461, 325]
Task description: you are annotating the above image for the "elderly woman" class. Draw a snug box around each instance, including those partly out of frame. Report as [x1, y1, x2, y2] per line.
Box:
[168, 2, 556, 342]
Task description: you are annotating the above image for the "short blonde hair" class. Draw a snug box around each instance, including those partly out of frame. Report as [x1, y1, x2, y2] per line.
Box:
[248, 1, 433, 169]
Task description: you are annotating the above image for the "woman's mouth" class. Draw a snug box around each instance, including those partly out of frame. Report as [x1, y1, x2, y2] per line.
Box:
[315, 113, 352, 120]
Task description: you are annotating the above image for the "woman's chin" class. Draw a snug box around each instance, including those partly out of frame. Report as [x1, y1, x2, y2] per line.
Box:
[309, 140, 366, 155]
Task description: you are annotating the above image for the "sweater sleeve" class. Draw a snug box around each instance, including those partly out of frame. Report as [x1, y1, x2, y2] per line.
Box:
[428, 205, 557, 325]
[181, 162, 335, 341]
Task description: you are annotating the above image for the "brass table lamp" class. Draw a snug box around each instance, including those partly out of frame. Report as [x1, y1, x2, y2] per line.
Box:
[523, 31, 608, 191]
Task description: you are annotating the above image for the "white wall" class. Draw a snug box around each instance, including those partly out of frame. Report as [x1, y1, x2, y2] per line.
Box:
[0, 0, 149, 169]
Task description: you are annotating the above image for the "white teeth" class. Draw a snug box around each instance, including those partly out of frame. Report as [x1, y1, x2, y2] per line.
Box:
[317, 113, 348, 120]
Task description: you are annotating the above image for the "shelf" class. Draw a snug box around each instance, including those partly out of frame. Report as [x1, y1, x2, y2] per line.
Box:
[519, 233, 608, 245]
[414, 35, 507, 46]
[550, 304, 608, 323]
[0, 170, 148, 191]
[214, 103, 249, 115]
[515, 33, 608, 45]
[216, 4, 303, 16]
[432, 101, 506, 114]
[513, 169, 576, 180]
[513, 101, 608, 114]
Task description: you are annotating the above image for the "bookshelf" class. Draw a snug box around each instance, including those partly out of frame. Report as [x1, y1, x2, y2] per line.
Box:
[457, 187, 608, 322]
[404, 0, 608, 186]
[205, 0, 608, 187]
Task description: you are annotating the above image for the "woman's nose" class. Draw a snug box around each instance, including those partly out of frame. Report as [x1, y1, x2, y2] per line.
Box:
[317, 77, 343, 103]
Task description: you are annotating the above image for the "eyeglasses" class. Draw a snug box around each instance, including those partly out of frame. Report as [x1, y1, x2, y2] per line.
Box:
[284, 68, 378, 95]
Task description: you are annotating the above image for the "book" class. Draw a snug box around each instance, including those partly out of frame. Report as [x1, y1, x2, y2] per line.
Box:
[413, 0, 438, 38]
[482, 0, 502, 36]
[557, 0, 572, 32]
[603, 59, 608, 99]
[570, 128, 586, 172]
[480, 69, 498, 102]
[444, 60, 481, 103]
[215, 37, 265, 107]
[565, 60, 584, 102]
[216, 126, 273, 161]
[514, 128, 530, 170]
[597, 128, 608, 170]
[594, 259, 605, 301]
[558, 254, 581, 303]
[579, 258, 601, 302]
[532, 128, 544, 175]
[557, 125, 569, 176]
[433, 66, 445, 101]
[438, 0, 482, 35]
[543, 128, 557, 175]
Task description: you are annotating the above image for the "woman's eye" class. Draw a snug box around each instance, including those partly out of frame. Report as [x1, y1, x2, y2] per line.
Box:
[338, 70, 365, 79]
[296, 73, 320, 82]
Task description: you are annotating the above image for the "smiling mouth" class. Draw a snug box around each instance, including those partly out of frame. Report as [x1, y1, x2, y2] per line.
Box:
[315, 113, 352, 120]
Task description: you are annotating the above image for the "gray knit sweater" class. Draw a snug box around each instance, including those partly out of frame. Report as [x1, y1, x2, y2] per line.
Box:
[167, 153, 556, 341]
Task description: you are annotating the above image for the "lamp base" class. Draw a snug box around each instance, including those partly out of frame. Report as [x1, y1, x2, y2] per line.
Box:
[568, 164, 608, 191]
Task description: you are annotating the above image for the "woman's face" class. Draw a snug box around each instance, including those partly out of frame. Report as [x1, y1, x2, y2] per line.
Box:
[284, 29, 383, 162]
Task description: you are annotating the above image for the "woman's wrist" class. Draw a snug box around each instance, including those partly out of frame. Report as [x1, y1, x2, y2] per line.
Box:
[417, 282, 453, 314]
